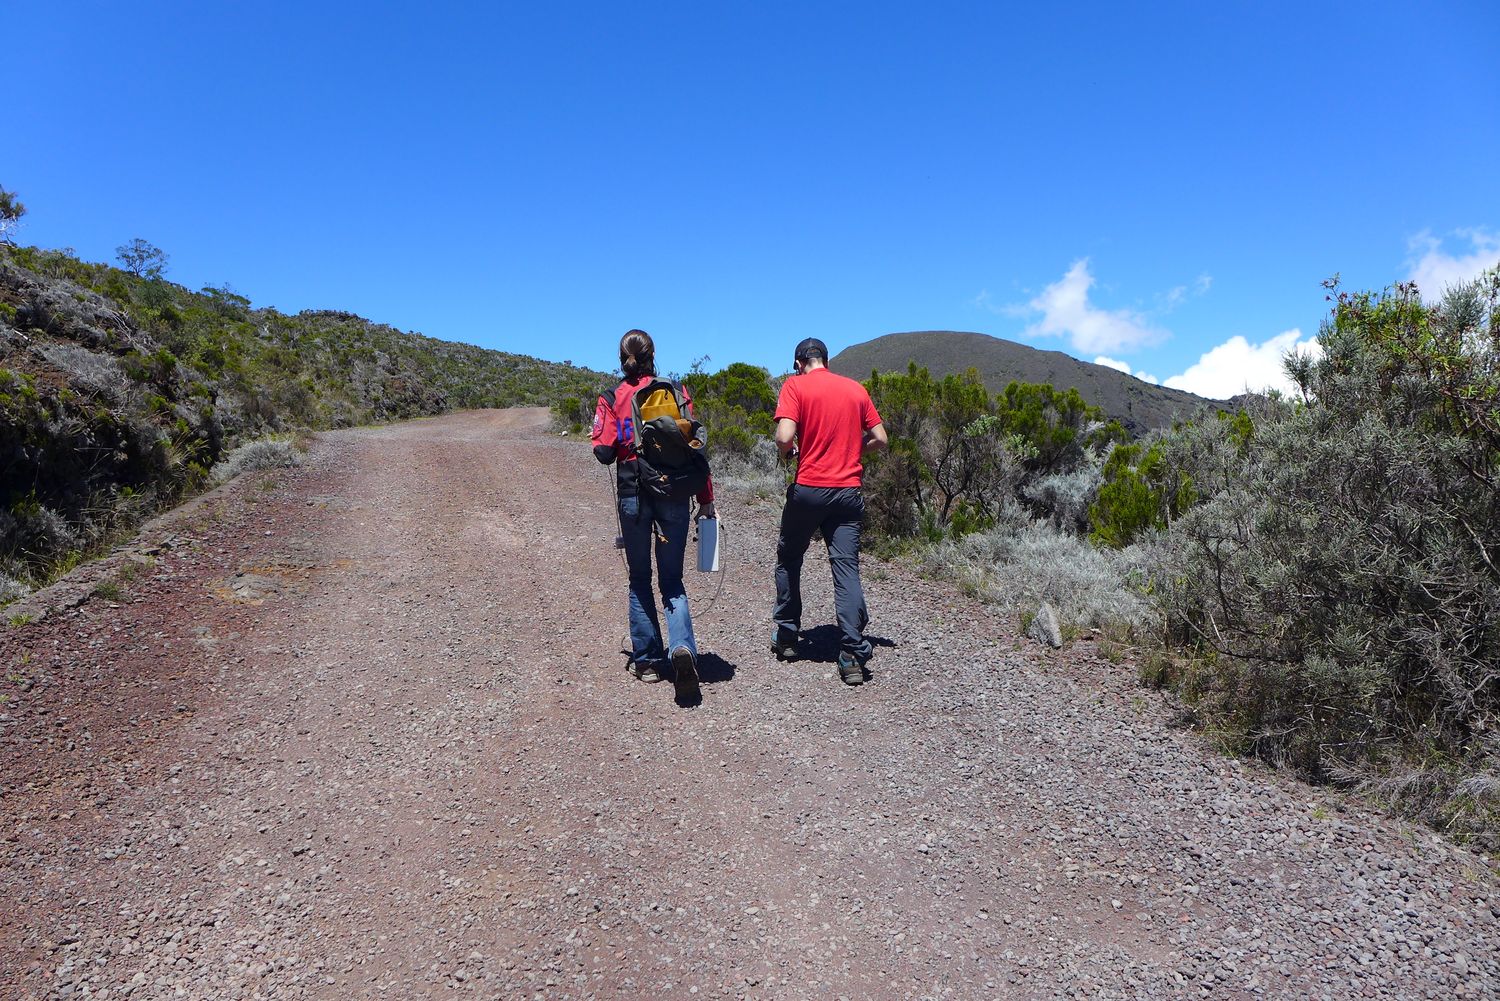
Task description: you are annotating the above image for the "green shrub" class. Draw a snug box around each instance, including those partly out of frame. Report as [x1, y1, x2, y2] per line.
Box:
[862, 364, 1115, 539]
[865, 365, 998, 535]
[1145, 272, 1500, 843]
[100, 273, 134, 306]
[682, 360, 779, 460]
[553, 394, 594, 431]
[995, 381, 1126, 477]
[1090, 440, 1196, 547]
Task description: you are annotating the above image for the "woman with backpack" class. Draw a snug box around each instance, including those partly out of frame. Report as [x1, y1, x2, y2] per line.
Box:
[591, 329, 715, 703]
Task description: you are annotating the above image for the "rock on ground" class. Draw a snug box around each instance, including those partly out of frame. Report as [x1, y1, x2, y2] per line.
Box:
[1026, 601, 1063, 649]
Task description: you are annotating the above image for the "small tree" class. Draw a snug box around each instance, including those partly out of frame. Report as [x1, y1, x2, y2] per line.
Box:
[1090, 436, 1199, 547]
[681, 359, 779, 459]
[201, 283, 251, 318]
[0, 185, 25, 244]
[994, 381, 1124, 477]
[864, 364, 1038, 537]
[116, 238, 169, 280]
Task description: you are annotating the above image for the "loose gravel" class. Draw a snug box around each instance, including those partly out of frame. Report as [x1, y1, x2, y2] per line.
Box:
[1, 408, 1495, 1000]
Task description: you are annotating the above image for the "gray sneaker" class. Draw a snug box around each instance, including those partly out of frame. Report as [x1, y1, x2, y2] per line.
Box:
[628, 660, 663, 684]
[771, 627, 798, 661]
[670, 646, 700, 702]
[837, 652, 865, 687]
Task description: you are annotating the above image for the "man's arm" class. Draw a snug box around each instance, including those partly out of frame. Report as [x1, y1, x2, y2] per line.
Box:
[775, 417, 798, 458]
[862, 422, 887, 455]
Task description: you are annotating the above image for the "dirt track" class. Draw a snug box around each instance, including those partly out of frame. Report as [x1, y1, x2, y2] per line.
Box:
[1, 409, 1495, 1000]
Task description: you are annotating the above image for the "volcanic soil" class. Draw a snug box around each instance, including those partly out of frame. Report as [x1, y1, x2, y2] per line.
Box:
[1, 408, 1495, 1000]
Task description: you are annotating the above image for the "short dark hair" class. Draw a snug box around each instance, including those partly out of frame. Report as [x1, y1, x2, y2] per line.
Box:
[620, 329, 656, 378]
[794, 337, 828, 363]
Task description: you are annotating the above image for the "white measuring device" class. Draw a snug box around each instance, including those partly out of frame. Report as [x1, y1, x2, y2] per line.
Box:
[696, 516, 720, 573]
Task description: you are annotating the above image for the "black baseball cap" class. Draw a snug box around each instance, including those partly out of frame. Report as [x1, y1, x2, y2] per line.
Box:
[793, 337, 828, 363]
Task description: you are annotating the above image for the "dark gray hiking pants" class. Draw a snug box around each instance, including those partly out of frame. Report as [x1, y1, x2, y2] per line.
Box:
[773, 483, 871, 662]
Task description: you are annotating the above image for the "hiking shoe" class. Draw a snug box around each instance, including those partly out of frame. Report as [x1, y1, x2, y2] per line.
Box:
[837, 652, 865, 687]
[771, 627, 798, 661]
[629, 661, 663, 684]
[670, 646, 700, 702]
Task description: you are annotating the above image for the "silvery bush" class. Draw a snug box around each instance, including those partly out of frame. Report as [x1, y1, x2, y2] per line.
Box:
[210, 437, 301, 484]
[926, 508, 1152, 630]
[1145, 273, 1499, 840]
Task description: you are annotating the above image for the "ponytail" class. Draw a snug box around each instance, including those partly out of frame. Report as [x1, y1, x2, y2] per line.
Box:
[620, 329, 656, 379]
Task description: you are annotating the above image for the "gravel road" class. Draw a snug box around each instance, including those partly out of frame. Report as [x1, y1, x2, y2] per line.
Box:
[1, 409, 1495, 1000]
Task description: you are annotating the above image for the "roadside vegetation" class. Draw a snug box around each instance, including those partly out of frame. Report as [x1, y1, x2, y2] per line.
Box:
[669, 274, 1499, 846]
[1, 222, 609, 598]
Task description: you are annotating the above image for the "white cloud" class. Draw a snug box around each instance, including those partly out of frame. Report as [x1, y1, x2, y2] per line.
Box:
[1020, 259, 1165, 354]
[974, 288, 1033, 319]
[1159, 274, 1212, 312]
[1164, 329, 1322, 400]
[1094, 355, 1159, 385]
[1405, 229, 1500, 303]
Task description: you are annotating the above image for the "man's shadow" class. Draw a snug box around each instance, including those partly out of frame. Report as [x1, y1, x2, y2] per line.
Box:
[800, 624, 896, 680]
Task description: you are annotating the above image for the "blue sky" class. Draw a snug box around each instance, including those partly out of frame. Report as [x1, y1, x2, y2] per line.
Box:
[10, 2, 1499, 398]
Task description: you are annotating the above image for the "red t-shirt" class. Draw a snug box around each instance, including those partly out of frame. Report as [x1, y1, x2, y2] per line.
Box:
[775, 368, 882, 488]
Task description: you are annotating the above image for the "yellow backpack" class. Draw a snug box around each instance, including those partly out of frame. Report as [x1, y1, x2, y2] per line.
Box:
[628, 379, 709, 499]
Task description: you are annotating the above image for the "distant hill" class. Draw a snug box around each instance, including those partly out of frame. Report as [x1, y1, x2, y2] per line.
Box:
[831, 330, 1212, 435]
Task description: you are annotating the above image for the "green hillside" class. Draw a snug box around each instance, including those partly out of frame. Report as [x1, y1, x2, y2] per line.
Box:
[0, 244, 609, 591]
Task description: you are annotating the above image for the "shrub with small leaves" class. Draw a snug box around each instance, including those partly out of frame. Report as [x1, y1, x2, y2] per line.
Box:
[682, 360, 779, 461]
[0, 571, 32, 605]
[924, 510, 1152, 630]
[210, 437, 301, 484]
[1144, 271, 1500, 844]
[1089, 439, 1197, 548]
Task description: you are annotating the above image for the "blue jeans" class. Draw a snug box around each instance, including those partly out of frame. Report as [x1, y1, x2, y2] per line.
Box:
[619, 494, 697, 666]
[773, 483, 871, 662]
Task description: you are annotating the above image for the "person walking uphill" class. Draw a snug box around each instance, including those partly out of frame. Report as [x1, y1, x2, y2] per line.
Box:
[771, 338, 887, 686]
[592, 329, 716, 704]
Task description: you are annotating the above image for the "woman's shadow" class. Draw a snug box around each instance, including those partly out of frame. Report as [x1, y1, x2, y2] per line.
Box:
[671, 652, 736, 708]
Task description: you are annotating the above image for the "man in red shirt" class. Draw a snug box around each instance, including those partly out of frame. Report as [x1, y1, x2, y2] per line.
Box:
[772, 338, 888, 685]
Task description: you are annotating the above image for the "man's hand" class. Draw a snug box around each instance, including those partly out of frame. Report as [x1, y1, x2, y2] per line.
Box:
[696, 502, 716, 521]
[774, 417, 798, 457]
